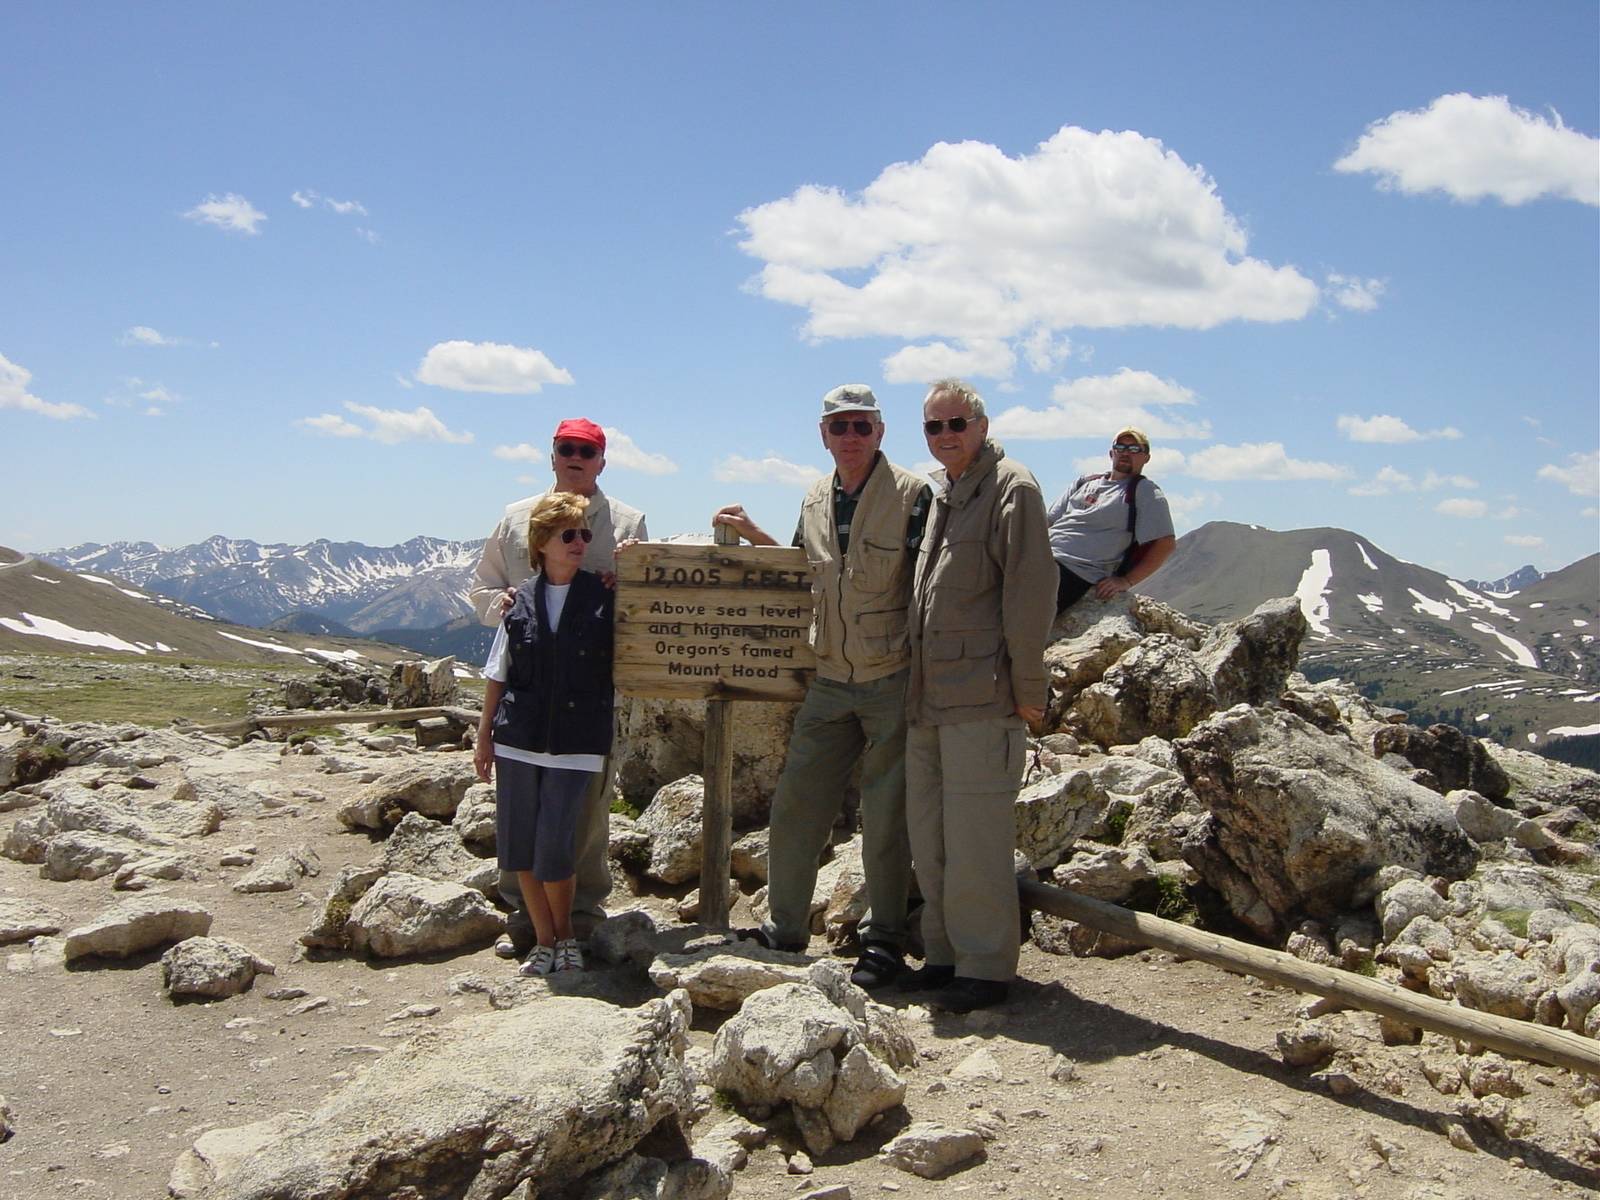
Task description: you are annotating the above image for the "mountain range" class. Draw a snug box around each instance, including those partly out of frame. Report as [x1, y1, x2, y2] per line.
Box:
[44, 536, 484, 631]
[1139, 523, 1598, 764]
[0, 548, 410, 668]
[29, 525, 1600, 762]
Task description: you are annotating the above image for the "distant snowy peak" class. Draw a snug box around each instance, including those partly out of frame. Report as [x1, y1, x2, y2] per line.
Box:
[1464, 564, 1545, 595]
[40, 534, 487, 631]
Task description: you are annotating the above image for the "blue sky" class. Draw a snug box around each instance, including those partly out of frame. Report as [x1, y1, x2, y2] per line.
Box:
[2, 3, 1596, 582]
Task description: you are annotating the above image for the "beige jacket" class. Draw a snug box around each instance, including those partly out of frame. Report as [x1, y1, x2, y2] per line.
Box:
[798, 457, 927, 684]
[907, 442, 1056, 726]
[470, 486, 648, 625]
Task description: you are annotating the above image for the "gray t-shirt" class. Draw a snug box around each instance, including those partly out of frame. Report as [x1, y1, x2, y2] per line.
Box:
[1047, 474, 1174, 583]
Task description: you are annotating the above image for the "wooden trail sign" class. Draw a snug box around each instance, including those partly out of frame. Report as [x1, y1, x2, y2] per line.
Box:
[615, 536, 819, 929]
[614, 542, 816, 702]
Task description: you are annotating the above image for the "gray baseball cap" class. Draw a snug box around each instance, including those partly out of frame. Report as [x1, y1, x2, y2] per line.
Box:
[819, 383, 881, 419]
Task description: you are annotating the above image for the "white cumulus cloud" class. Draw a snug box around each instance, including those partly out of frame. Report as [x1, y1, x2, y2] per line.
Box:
[0, 352, 92, 420]
[1349, 466, 1415, 496]
[882, 339, 1016, 384]
[415, 340, 574, 394]
[713, 455, 824, 487]
[183, 192, 267, 235]
[292, 188, 368, 217]
[602, 428, 678, 476]
[1185, 442, 1348, 482]
[1504, 534, 1545, 548]
[1421, 470, 1477, 490]
[737, 125, 1320, 362]
[990, 368, 1211, 442]
[298, 403, 472, 445]
[298, 413, 362, 437]
[1335, 93, 1600, 207]
[491, 443, 545, 463]
[1336, 413, 1462, 443]
[1538, 449, 1600, 497]
[1326, 273, 1387, 312]
[1435, 497, 1488, 518]
[1162, 489, 1221, 526]
[119, 326, 180, 347]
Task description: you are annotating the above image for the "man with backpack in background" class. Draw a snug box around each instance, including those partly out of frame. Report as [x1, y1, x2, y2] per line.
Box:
[1048, 426, 1176, 612]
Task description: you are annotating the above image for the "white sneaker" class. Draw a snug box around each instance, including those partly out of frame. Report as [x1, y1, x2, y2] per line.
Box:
[519, 945, 556, 977]
[553, 938, 584, 973]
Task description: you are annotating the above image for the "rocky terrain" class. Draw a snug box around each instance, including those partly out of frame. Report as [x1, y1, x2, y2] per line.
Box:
[2, 592, 1600, 1199]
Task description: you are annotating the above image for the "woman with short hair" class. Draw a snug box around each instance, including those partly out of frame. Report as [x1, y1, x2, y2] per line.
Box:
[474, 491, 615, 976]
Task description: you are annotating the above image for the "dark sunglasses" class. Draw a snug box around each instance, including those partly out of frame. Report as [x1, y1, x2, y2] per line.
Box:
[923, 416, 971, 435]
[826, 418, 877, 437]
[1111, 442, 1148, 453]
[558, 528, 594, 544]
[555, 441, 599, 459]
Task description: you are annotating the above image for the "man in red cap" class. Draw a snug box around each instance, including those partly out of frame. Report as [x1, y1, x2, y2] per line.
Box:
[471, 417, 648, 953]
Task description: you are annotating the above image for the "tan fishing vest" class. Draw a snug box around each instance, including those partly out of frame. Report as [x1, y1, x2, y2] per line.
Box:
[798, 458, 926, 684]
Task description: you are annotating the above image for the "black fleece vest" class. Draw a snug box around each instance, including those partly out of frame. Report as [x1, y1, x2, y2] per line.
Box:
[491, 570, 615, 757]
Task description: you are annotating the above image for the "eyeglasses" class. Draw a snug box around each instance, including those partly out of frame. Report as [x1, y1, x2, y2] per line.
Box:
[826, 418, 877, 437]
[555, 441, 599, 459]
[558, 528, 594, 544]
[1111, 442, 1148, 454]
[924, 416, 971, 435]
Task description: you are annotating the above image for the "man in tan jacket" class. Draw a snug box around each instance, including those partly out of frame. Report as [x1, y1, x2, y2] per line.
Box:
[898, 378, 1056, 1013]
[714, 384, 930, 989]
[470, 417, 647, 952]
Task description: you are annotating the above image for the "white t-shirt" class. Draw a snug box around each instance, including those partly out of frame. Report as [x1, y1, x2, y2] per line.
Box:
[484, 583, 602, 773]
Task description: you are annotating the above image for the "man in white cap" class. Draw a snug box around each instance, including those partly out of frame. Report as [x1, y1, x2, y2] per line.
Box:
[1048, 425, 1175, 612]
[713, 384, 931, 989]
[470, 416, 647, 953]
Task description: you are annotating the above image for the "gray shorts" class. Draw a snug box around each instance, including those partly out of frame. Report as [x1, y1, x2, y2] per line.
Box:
[494, 756, 593, 880]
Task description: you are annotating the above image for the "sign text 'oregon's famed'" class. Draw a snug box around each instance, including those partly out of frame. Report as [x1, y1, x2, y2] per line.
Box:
[614, 543, 816, 701]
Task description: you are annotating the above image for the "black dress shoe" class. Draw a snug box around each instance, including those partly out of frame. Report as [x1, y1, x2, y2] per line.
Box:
[850, 942, 905, 990]
[734, 927, 806, 953]
[895, 963, 956, 992]
[928, 977, 1009, 1013]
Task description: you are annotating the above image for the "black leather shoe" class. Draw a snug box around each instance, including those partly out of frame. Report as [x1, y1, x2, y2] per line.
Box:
[895, 963, 956, 992]
[734, 927, 806, 953]
[850, 942, 905, 990]
[929, 977, 1009, 1013]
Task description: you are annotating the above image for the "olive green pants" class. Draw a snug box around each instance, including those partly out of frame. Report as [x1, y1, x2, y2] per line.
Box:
[905, 716, 1026, 982]
[761, 670, 913, 950]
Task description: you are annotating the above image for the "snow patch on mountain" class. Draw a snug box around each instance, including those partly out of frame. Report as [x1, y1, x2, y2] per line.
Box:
[1549, 723, 1600, 738]
[1356, 542, 1378, 570]
[1446, 579, 1513, 618]
[1407, 589, 1454, 621]
[0, 612, 162, 654]
[1294, 550, 1333, 635]
[217, 631, 309, 656]
[1470, 620, 1538, 668]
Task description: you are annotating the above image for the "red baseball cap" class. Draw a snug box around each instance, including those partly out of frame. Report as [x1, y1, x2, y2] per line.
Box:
[552, 417, 606, 452]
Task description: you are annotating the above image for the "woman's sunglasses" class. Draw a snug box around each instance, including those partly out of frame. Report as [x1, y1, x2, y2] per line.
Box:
[923, 417, 971, 435]
[555, 441, 599, 459]
[558, 528, 594, 544]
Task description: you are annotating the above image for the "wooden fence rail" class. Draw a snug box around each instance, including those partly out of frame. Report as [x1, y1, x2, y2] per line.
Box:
[1021, 879, 1600, 1077]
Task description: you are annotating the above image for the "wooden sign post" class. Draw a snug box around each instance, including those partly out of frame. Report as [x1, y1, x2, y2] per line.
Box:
[615, 535, 815, 929]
